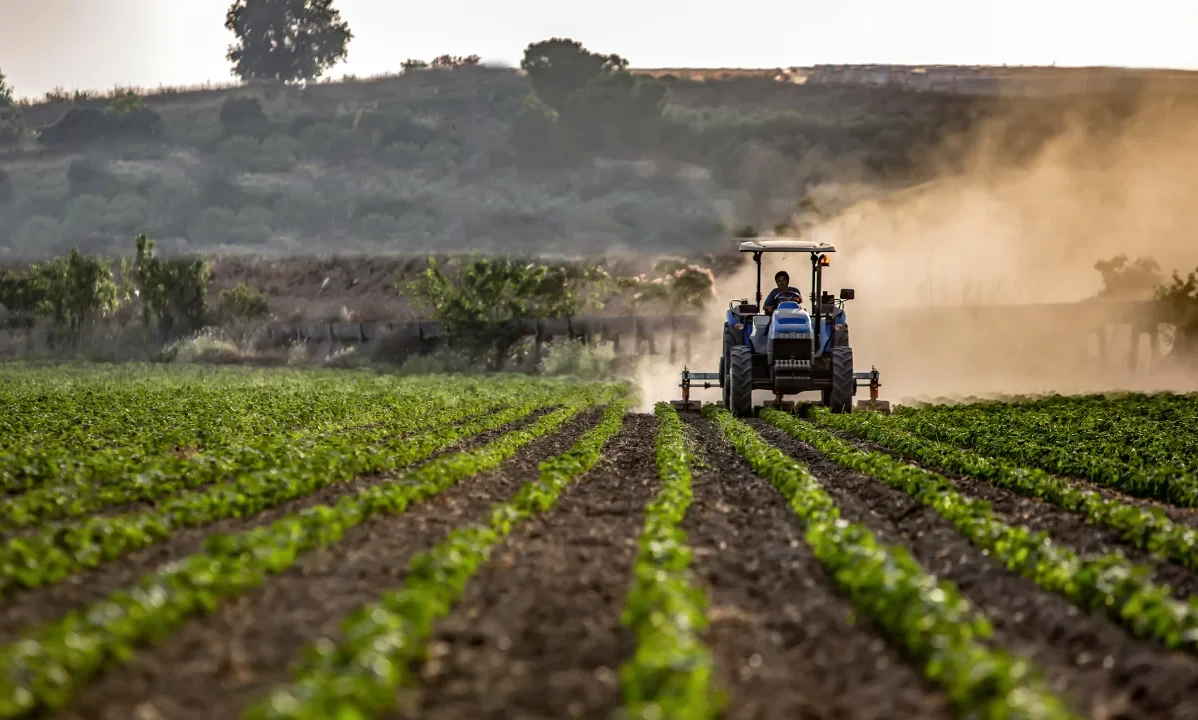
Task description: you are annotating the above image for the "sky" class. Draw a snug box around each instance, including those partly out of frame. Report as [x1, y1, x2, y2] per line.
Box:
[2, 0, 1197, 100]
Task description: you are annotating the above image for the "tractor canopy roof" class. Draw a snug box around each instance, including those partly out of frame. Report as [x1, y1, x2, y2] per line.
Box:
[737, 237, 836, 253]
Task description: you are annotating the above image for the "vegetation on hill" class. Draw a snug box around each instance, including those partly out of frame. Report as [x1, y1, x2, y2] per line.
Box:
[0, 0, 1012, 261]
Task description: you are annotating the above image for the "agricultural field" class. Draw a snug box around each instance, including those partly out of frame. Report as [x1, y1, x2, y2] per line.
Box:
[2, 364, 1198, 719]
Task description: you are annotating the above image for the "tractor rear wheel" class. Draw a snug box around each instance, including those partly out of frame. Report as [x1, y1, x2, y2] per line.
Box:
[827, 346, 854, 414]
[728, 345, 754, 417]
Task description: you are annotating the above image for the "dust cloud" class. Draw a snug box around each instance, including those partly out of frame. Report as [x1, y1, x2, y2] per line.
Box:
[631, 80, 1198, 409]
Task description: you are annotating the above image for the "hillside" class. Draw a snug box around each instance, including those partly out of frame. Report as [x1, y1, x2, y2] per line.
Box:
[0, 63, 1031, 263]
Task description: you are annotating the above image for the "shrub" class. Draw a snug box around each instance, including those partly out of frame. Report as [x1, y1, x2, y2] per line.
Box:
[67, 158, 108, 195]
[0, 167, 11, 204]
[230, 205, 273, 244]
[216, 135, 262, 171]
[216, 282, 269, 323]
[353, 212, 399, 240]
[219, 95, 269, 137]
[539, 339, 616, 378]
[132, 234, 211, 337]
[189, 206, 238, 245]
[41, 108, 113, 146]
[256, 134, 300, 172]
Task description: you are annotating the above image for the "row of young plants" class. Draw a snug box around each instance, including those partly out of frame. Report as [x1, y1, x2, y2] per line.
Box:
[763, 410, 1198, 658]
[0, 381, 507, 530]
[243, 399, 629, 719]
[888, 407, 1198, 507]
[0, 389, 569, 596]
[0, 370, 443, 493]
[616, 403, 723, 720]
[0, 389, 625, 718]
[898, 393, 1198, 475]
[812, 407, 1198, 573]
[705, 406, 1078, 719]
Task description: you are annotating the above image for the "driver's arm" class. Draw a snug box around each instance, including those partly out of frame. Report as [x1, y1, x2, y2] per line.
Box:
[763, 288, 778, 314]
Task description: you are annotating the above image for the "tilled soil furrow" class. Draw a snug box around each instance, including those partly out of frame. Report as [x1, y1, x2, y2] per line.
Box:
[683, 416, 952, 720]
[395, 414, 658, 720]
[53, 408, 602, 720]
[839, 432, 1198, 600]
[0, 409, 549, 646]
[756, 421, 1198, 720]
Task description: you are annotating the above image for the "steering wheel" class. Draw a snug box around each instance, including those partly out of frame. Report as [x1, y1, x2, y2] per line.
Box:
[767, 289, 802, 314]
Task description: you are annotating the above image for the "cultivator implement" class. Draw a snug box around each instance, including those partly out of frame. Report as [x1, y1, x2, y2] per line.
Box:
[670, 365, 891, 414]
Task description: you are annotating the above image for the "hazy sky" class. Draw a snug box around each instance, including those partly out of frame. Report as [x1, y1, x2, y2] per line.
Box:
[2, 0, 1197, 99]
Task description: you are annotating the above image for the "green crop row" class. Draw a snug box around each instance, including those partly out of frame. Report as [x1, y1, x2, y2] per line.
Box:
[617, 403, 723, 720]
[0, 390, 565, 597]
[708, 406, 1079, 719]
[0, 384, 505, 530]
[812, 407, 1198, 573]
[0, 367, 373, 457]
[888, 409, 1198, 507]
[763, 410, 1198, 658]
[241, 400, 628, 719]
[0, 373, 481, 496]
[0, 389, 623, 718]
[896, 393, 1198, 481]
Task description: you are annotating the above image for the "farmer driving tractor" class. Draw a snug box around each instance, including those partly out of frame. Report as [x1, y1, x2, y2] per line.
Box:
[763, 270, 802, 315]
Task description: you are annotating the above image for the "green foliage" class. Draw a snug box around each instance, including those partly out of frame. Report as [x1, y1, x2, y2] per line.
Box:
[764, 408, 1198, 661]
[225, 0, 353, 83]
[40, 96, 164, 147]
[619, 403, 724, 718]
[243, 398, 626, 719]
[0, 377, 620, 717]
[0, 68, 12, 106]
[520, 38, 628, 113]
[0, 249, 119, 331]
[133, 233, 211, 336]
[712, 405, 1079, 719]
[218, 95, 269, 137]
[814, 406, 1198, 577]
[404, 256, 611, 368]
[621, 261, 716, 315]
[511, 93, 562, 162]
[216, 282, 269, 322]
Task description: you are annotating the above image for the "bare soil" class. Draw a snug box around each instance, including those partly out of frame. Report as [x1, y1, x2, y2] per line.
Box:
[54, 408, 603, 720]
[396, 414, 659, 720]
[0, 410, 548, 646]
[755, 420, 1198, 720]
[682, 416, 953, 720]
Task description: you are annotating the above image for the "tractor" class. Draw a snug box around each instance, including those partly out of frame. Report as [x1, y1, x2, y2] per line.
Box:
[672, 237, 890, 416]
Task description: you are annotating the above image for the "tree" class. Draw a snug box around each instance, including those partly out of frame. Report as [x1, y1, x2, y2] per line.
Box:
[404, 256, 609, 370]
[520, 38, 627, 113]
[0, 68, 12, 106]
[225, 0, 353, 83]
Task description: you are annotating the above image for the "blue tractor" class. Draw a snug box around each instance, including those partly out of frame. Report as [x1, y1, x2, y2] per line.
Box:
[673, 238, 889, 417]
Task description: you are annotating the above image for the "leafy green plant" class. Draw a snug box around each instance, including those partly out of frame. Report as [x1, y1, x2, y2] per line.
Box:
[619, 403, 723, 719]
[763, 409, 1198, 658]
[403, 256, 612, 369]
[216, 282, 269, 323]
[243, 399, 628, 719]
[708, 405, 1078, 719]
[132, 233, 211, 337]
[813, 406, 1198, 575]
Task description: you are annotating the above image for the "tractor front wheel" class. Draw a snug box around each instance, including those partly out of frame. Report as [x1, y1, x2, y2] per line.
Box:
[728, 345, 754, 417]
[827, 346, 854, 414]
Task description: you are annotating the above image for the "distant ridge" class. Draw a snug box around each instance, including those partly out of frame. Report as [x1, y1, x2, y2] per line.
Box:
[630, 64, 1198, 95]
